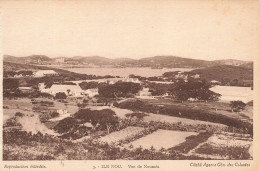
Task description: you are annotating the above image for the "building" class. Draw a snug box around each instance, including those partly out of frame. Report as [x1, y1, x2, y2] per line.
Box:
[42, 84, 85, 97]
[56, 109, 68, 115]
[33, 70, 58, 77]
[18, 87, 33, 93]
[136, 87, 154, 99]
[85, 88, 99, 98]
[211, 80, 221, 85]
[55, 57, 65, 63]
[191, 74, 200, 79]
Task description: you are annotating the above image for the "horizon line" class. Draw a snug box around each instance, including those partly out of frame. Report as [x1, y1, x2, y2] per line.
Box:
[3, 54, 253, 62]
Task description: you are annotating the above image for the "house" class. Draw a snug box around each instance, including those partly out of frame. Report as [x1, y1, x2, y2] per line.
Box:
[18, 87, 33, 93]
[136, 87, 154, 99]
[85, 88, 99, 98]
[42, 84, 85, 97]
[55, 57, 65, 63]
[56, 109, 68, 115]
[33, 70, 58, 77]
[191, 74, 200, 79]
[211, 80, 221, 85]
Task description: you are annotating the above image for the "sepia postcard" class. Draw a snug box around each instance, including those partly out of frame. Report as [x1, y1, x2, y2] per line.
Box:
[0, 0, 260, 170]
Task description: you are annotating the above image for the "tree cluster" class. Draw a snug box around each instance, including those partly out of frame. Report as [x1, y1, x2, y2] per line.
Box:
[169, 80, 221, 102]
[98, 82, 142, 99]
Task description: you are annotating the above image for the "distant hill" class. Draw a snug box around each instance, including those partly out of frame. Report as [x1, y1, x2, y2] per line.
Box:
[135, 56, 214, 68]
[3, 55, 252, 68]
[239, 62, 253, 69]
[3, 61, 80, 76]
[3, 55, 53, 64]
[188, 65, 253, 82]
[3, 61, 50, 71]
[212, 59, 250, 66]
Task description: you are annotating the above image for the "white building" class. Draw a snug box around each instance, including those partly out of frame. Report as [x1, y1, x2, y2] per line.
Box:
[85, 88, 99, 98]
[136, 88, 154, 99]
[34, 70, 58, 77]
[41, 84, 85, 97]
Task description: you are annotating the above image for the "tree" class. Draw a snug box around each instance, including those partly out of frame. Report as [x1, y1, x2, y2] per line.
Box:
[55, 92, 67, 99]
[67, 89, 71, 95]
[169, 80, 221, 102]
[98, 82, 142, 99]
[54, 117, 78, 134]
[145, 82, 172, 96]
[74, 108, 119, 133]
[93, 109, 119, 134]
[230, 101, 246, 112]
[3, 78, 19, 90]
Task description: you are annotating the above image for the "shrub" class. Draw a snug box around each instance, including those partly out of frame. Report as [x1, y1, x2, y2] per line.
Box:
[125, 112, 148, 120]
[117, 100, 253, 134]
[55, 92, 67, 99]
[50, 111, 59, 118]
[15, 112, 25, 117]
[195, 143, 251, 159]
[230, 101, 246, 112]
[53, 117, 78, 134]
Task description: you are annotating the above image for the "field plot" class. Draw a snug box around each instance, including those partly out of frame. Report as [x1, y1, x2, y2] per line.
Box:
[89, 106, 133, 118]
[144, 113, 227, 128]
[99, 126, 145, 144]
[127, 129, 197, 150]
[189, 133, 253, 159]
[3, 99, 34, 122]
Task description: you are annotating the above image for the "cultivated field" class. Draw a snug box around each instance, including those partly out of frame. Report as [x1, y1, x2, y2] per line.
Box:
[126, 129, 197, 150]
[99, 126, 145, 144]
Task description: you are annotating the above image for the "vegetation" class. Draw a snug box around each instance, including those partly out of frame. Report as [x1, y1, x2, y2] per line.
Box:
[230, 101, 246, 112]
[188, 65, 253, 86]
[98, 82, 142, 99]
[169, 132, 212, 153]
[195, 143, 251, 159]
[145, 82, 172, 96]
[115, 100, 253, 134]
[55, 92, 67, 99]
[74, 109, 119, 134]
[3, 129, 213, 160]
[169, 80, 221, 102]
[79, 81, 107, 90]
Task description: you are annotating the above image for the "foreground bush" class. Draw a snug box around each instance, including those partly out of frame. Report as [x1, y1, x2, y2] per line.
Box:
[115, 100, 253, 135]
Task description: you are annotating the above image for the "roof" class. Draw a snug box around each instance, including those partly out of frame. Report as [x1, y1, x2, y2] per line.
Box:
[211, 80, 220, 83]
[18, 87, 32, 90]
[49, 84, 83, 92]
[35, 70, 57, 74]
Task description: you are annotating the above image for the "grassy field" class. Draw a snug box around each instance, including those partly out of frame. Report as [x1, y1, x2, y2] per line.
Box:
[99, 126, 146, 144]
[3, 96, 253, 160]
[126, 129, 197, 150]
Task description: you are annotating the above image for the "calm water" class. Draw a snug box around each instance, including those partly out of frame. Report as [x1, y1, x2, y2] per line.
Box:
[66, 67, 193, 77]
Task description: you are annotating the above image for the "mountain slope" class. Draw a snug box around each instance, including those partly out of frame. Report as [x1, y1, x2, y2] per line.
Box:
[212, 59, 250, 66]
[136, 56, 214, 68]
[3, 55, 253, 68]
[3, 55, 53, 64]
[189, 65, 253, 82]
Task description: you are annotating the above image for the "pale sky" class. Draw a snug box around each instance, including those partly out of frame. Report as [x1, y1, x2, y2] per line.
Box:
[1, 0, 259, 61]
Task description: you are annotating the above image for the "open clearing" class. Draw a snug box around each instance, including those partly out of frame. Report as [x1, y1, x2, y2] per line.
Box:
[187, 133, 253, 159]
[99, 126, 145, 144]
[89, 106, 133, 118]
[144, 113, 227, 127]
[127, 129, 197, 150]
